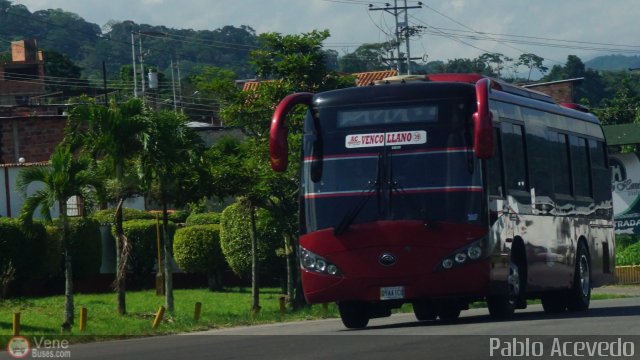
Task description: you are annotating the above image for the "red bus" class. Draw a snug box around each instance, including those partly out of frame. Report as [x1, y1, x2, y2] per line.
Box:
[269, 74, 615, 328]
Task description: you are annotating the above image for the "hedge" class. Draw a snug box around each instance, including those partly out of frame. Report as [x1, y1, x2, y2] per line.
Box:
[219, 202, 284, 278]
[117, 219, 176, 288]
[617, 241, 640, 266]
[174, 225, 226, 289]
[0, 218, 48, 284]
[90, 208, 155, 224]
[48, 217, 102, 278]
[185, 212, 221, 226]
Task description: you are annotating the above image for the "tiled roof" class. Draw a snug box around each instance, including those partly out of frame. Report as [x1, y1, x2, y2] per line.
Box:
[353, 70, 398, 86]
[242, 81, 262, 92]
[241, 70, 398, 91]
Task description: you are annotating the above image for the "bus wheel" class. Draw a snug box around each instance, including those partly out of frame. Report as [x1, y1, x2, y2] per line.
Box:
[437, 303, 461, 322]
[338, 301, 369, 329]
[488, 260, 521, 319]
[413, 300, 437, 321]
[566, 242, 591, 312]
[541, 292, 566, 313]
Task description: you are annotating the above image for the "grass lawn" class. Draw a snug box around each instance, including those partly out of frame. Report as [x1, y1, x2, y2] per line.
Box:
[0, 287, 339, 346]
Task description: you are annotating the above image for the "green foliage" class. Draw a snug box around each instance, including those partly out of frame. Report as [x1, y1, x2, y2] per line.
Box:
[186, 212, 221, 226]
[42, 49, 89, 96]
[173, 225, 226, 275]
[616, 241, 640, 266]
[0, 218, 47, 281]
[219, 202, 284, 277]
[250, 30, 353, 93]
[616, 235, 639, 251]
[592, 81, 640, 125]
[338, 42, 395, 73]
[65, 217, 101, 276]
[48, 217, 102, 278]
[168, 210, 190, 224]
[43, 226, 63, 278]
[90, 208, 155, 224]
[118, 219, 175, 286]
[0, 1, 258, 80]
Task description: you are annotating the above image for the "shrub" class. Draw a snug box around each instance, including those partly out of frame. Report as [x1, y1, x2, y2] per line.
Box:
[219, 202, 284, 278]
[46, 217, 102, 278]
[185, 212, 221, 226]
[118, 219, 176, 288]
[43, 226, 63, 278]
[616, 241, 640, 266]
[0, 219, 47, 292]
[174, 225, 227, 290]
[168, 210, 190, 224]
[90, 208, 155, 224]
[615, 235, 639, 251]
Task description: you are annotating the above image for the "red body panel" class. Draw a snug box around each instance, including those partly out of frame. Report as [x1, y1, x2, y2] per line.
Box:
[299, 221, 490, 304]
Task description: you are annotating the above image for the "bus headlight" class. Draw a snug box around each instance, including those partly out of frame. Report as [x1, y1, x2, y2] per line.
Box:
[300, 247, 342, 276]
[436, 237, 490, 272]
[467, 245, 482, 260]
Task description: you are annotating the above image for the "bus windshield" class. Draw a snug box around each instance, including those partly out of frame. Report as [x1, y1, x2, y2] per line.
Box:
[301, 99, 483, 234]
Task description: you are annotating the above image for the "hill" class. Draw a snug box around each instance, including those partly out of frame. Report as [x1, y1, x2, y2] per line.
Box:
[585, 54, 640, 71]
[0, 0, 258, 80]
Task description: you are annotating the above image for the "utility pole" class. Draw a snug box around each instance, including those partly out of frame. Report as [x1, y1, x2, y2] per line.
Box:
[139, 35, 146, 100]
[131, 31, 137, 97]
[369, 1, 423, 75]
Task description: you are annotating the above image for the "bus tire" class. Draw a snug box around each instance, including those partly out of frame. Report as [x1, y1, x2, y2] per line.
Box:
[413, 300, 437, 321]
[437, 303, 461, 322]
[541, 292, 566, 313]
[488, 260, 522, 320]
[338, 301, 369, 329]
[566, 242, 591, 312]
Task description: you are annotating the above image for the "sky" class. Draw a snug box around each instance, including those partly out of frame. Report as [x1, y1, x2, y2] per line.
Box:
[10, 0, 640, 70]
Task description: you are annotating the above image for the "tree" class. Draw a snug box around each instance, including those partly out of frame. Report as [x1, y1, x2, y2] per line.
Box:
[17, 145, 97, 327]
[478, 53, 513, 78]
[441, 57, 495, 76]
[42, 49, 90, 96]
[542, 55, 609, 105]
[593, 83, 640, 125]
[338, 42, 395, 73]
[200, 30, 353, 310]
[66, 97, 147, 315]
[138, 109, 207, 312]
[516, 53, 548, 81]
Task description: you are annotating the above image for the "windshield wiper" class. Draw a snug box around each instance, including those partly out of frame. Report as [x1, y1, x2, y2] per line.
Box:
[333, 154, 381, 236]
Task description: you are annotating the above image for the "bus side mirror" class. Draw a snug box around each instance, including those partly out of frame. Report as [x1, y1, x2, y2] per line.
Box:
[473, 78, 494, 159]
[270, 92, 313, 172]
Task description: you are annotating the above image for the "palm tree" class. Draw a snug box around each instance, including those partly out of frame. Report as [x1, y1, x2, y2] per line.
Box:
[66, 97, 148, 315]
[17, 146, 96, 327]
[138, 110, 206, 312]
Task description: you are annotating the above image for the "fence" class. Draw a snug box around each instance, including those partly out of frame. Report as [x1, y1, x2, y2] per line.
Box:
[616, 265, 640, 284]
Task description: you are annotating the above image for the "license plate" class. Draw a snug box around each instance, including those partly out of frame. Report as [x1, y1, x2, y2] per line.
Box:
[380, 286, 404, 300]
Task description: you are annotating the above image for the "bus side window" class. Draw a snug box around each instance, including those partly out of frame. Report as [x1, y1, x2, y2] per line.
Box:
[550, 131, 572, 196]
[486, 127, 504, 197]
[502, 122, 528, 192]
[570, 136, 592, 198]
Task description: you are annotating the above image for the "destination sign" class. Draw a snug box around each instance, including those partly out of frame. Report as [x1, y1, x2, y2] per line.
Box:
[345, 130, 427, 149]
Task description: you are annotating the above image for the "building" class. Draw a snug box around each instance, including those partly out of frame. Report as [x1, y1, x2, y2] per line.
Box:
[0, 40, 46, 106]
[522, 77, 584, 104]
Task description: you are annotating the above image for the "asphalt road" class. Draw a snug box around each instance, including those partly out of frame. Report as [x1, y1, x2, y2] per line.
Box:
[3, 298, 640, 360]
